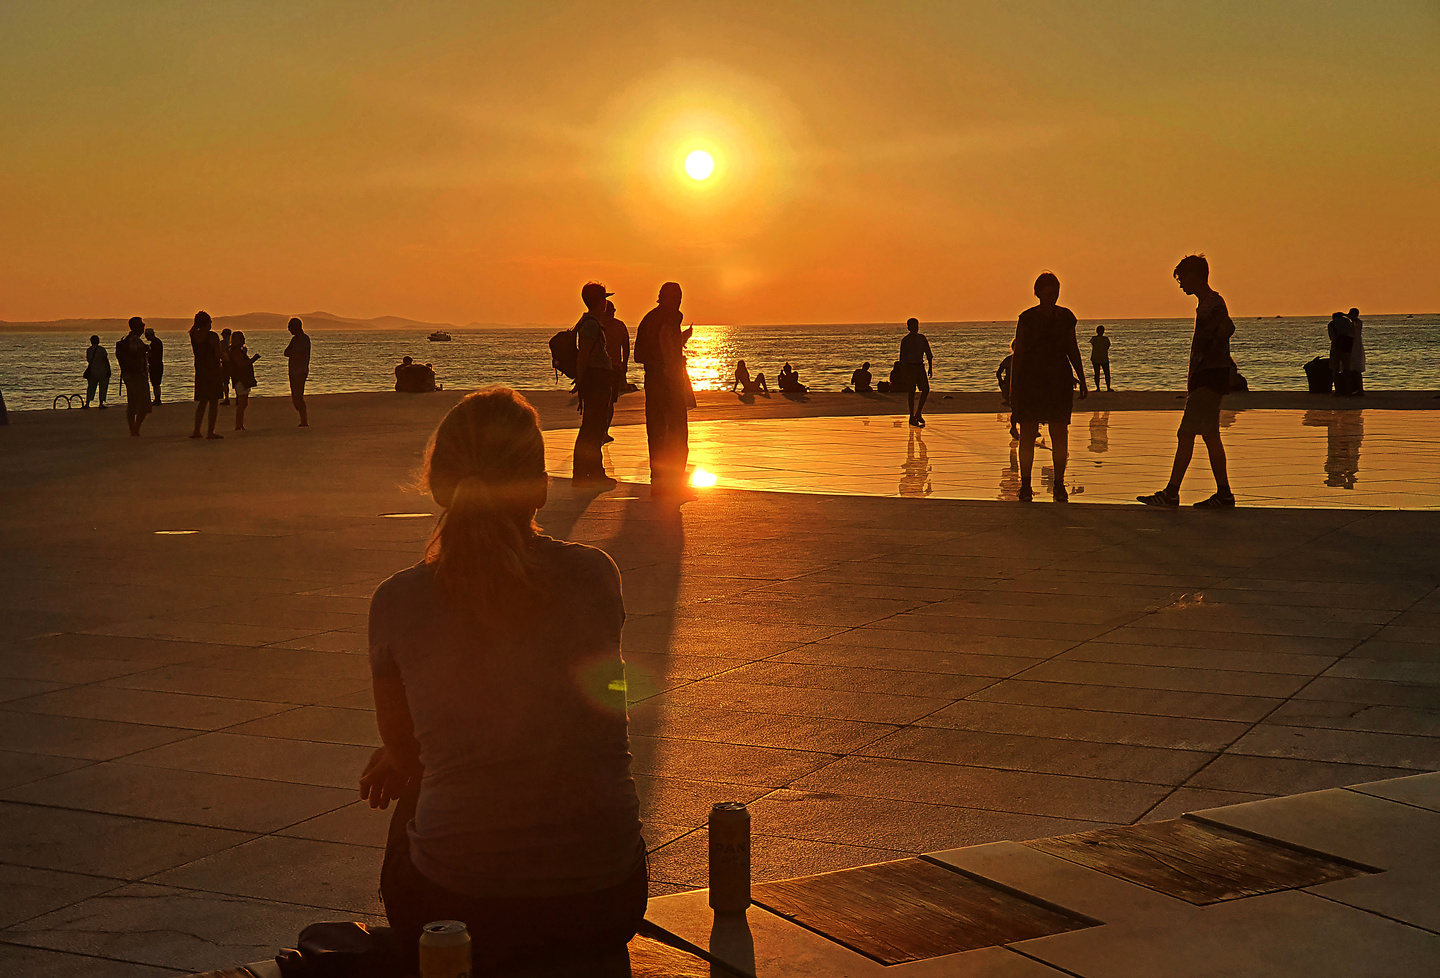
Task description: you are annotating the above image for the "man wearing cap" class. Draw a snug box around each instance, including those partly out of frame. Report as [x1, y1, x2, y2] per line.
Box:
[115, 317, 152, 436]
[573, 282, 616, 488]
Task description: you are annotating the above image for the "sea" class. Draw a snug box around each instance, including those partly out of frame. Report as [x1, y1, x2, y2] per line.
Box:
[1, 315, 1436, 412]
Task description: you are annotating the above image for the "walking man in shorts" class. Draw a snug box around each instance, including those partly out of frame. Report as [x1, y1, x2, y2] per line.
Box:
[899, 318, 933, 427]
[1138, 254, 1236, 508]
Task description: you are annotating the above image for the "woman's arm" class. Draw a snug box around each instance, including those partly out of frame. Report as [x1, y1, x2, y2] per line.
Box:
[360, 675, 422, 809]
[1065, 318, 1088, 398]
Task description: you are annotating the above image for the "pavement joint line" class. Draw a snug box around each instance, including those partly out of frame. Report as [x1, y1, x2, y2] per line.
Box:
[1299, 889, 1440, 937]
[0, 936, 190, 974]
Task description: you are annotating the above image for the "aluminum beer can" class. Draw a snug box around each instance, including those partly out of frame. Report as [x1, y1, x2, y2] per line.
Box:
[708, 800, 751, 912]
[419, 919, 471, 978]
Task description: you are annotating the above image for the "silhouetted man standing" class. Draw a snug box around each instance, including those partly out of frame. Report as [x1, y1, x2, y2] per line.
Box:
[1090, 325, 1112, 392]
[115, 317, 152, 436]
[635, 282, 693, 496]
[284, 318, 310, 427]
[573, 282, 616, 488]
[899, 318, 933, 427]
[1138, 254, 1236, 508]
[144, 327, 164, 404]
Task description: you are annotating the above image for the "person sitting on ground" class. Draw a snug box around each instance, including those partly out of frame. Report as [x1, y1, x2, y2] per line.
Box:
[777, 362, 808, 393]
[394, 356, 438, 393]
[360, 387, 645, 976]
[729, 360, 769, 395]
[996, 348, 1013, 405]
[850, 362, 873, 393]
[423, 363, 441, 391]
[395, 356, 416, 391]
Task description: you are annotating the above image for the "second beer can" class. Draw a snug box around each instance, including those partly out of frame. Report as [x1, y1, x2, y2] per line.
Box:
[419, 919, 471, 978]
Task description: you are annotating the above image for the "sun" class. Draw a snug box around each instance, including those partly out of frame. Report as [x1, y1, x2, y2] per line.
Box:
[684, 149, 715, 181]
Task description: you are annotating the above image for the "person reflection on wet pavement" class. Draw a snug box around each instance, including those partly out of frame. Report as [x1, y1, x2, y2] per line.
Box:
[1303, 409, 1363, 489]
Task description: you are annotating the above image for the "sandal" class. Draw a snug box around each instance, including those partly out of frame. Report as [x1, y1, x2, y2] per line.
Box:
[1053, 486, 1069, 503]
[1018, 486, 1034, 502]
[1137, 488, 1179, 507]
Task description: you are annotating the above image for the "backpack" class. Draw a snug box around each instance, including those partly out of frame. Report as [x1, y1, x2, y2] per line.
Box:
[549, 326, 578, 379]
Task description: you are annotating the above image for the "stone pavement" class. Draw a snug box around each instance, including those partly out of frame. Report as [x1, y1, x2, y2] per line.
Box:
[646, 772, 1440, 976]
[1, 393, 1437, 975]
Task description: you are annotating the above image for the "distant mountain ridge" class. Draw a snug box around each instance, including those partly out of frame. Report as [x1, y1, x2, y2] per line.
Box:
[0, 311, 470, 333]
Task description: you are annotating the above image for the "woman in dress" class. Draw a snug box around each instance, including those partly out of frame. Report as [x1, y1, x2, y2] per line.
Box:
[83, 335, 111, 409]
[228, 331, 260, 431]
[359, 388, 645, 975]
[189, 311, 225, 439]
[1009, 272, 1088, 501]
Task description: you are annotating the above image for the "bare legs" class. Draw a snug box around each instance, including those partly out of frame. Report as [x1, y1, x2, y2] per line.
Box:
[290, 377, 309, 427]
[234, 394, 248, 430]
[908, 388, 929, 424]
[191, 399, 220, 439]
[1018, 422, 1069, 498]
[1166, 432, 1230, 496]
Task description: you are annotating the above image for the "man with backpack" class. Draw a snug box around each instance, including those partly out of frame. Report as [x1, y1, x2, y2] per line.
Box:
[634, 282, 693, 497]
[572, 282, 617, 488]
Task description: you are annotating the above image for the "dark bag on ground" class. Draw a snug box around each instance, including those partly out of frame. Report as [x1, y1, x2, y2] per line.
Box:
[1303, 356, 1333, 394]
[275, 922, 401, 978]
[549, 328, 579, 380]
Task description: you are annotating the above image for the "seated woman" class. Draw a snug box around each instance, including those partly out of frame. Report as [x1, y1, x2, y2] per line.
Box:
[729, 359, 769, 395]
[394, 356, 438, 393]
[777, 362, 808, 393]
[850, 362, 873, 393]
[360, 388, 645, 975]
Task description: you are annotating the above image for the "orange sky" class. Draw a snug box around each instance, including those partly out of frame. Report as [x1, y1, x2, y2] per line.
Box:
[2, 3, 1437, 325]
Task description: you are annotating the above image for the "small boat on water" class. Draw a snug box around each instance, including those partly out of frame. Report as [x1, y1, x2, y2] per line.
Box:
[428, 331, 452, 342]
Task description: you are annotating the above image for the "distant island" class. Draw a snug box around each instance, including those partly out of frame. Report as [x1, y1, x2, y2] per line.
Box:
[0, 311, 534, 333]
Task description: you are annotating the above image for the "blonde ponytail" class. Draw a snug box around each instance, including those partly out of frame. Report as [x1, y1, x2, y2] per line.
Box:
[422, 388, 547, 613]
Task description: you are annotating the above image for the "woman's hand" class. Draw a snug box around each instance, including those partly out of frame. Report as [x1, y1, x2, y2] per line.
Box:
[359, 745, 422, 810]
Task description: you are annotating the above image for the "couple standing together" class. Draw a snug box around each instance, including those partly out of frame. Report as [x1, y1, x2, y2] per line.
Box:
[573, 281, 693, 496]
[1010, 256, 1237, 506]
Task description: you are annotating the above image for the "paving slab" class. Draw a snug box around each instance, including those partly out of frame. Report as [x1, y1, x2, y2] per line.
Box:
[0, 802, 253, 880]
[1014, 889, 1440, 978]
[1346, 770, 1440, 812]
[0, 883, 386, 974]
[0, 944, 179, 978]
[0, 763, 354, 833]
[644, 889, 1067, 977]
[1190, 784, 1440, 932]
